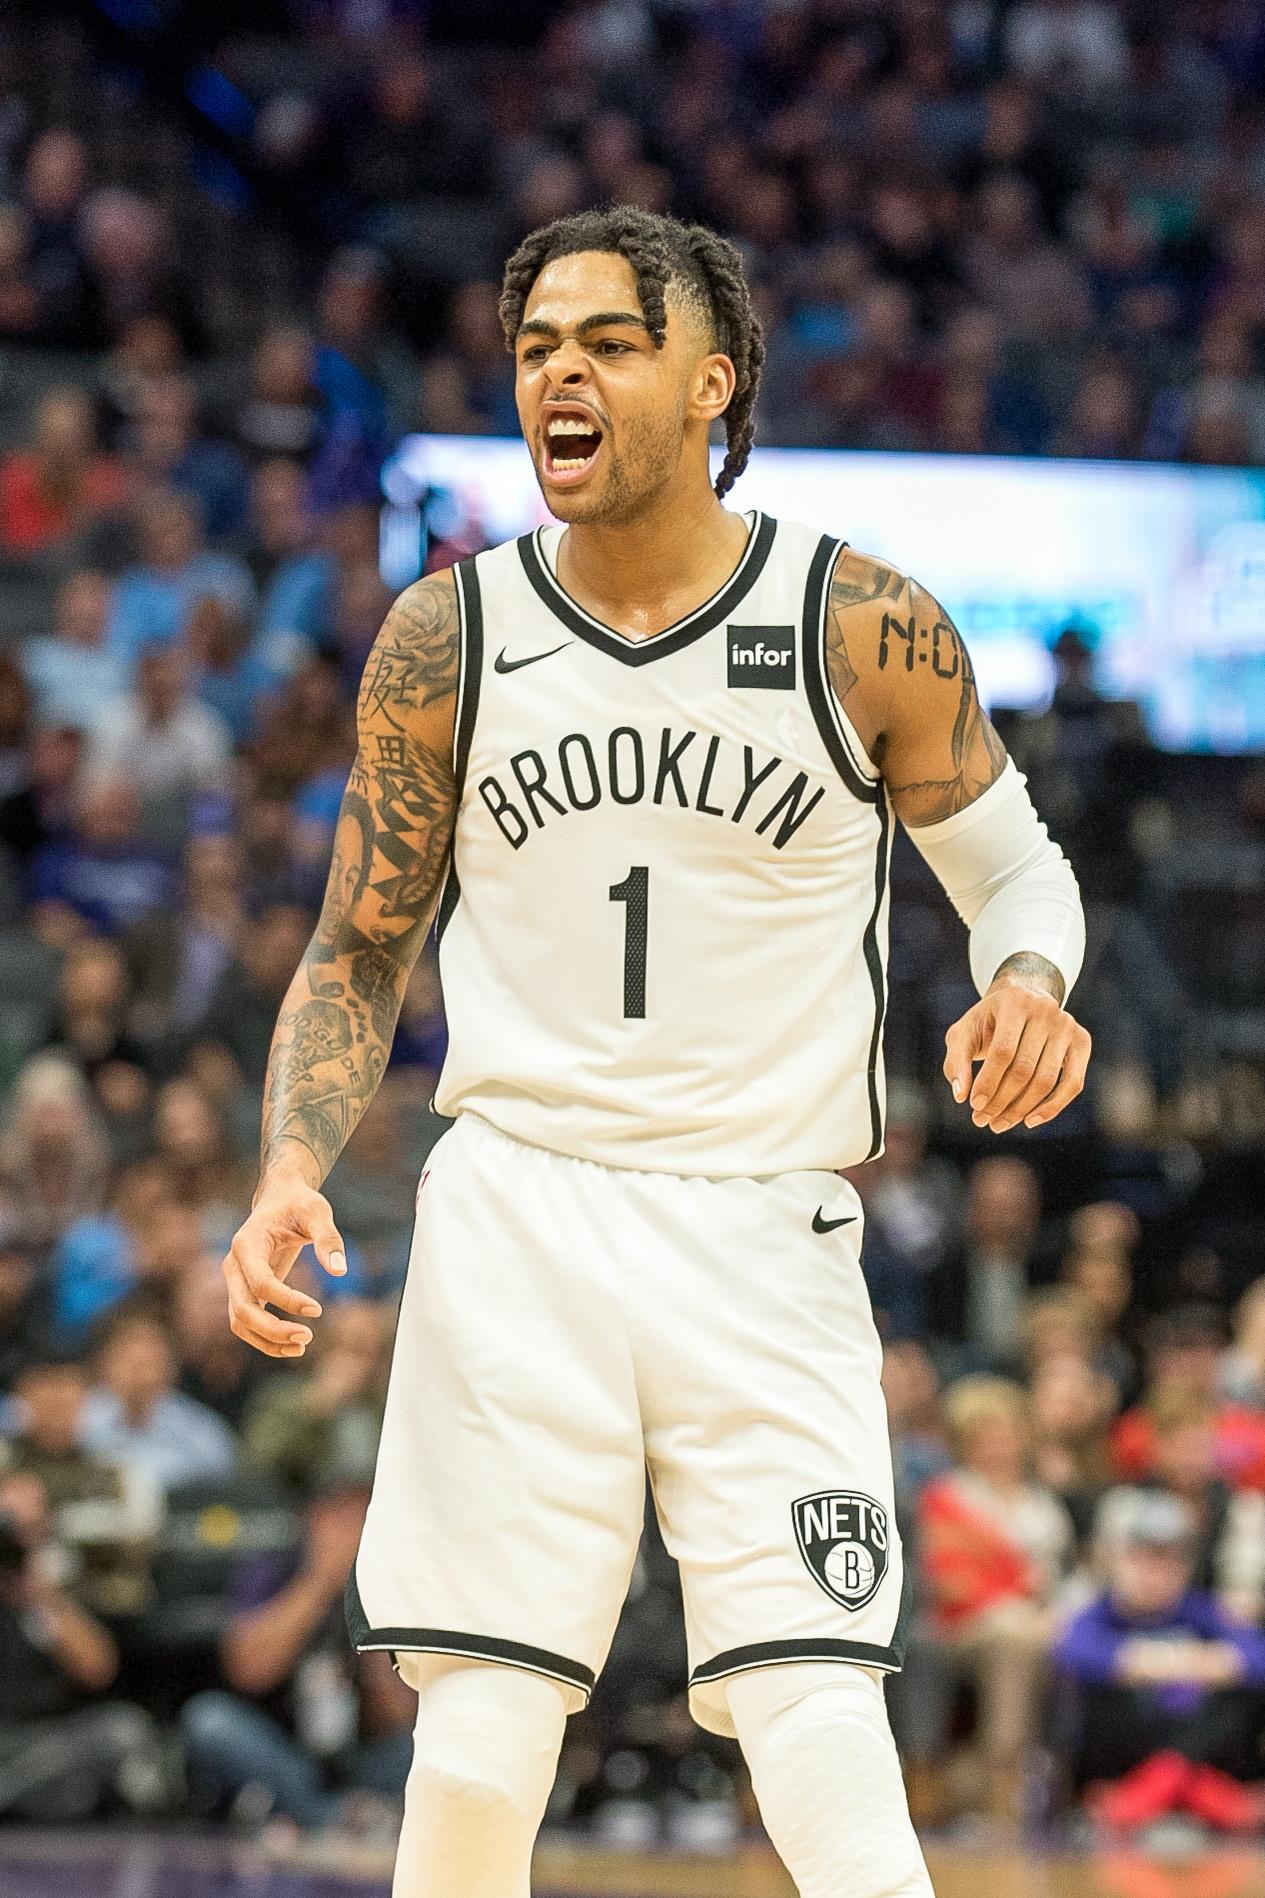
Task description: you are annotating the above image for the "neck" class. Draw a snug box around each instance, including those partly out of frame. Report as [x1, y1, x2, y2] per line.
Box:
[559, 475, 746, 638]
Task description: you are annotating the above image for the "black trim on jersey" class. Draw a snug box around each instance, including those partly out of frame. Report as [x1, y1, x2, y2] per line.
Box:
[345, 1573, 595, 1698]
[434, 556, 484, 944]
[862, 790, 892, 1160]
[690, 1634, 904, 1688]
[516, 511, 776, 667]
[800, 533, 878, 806]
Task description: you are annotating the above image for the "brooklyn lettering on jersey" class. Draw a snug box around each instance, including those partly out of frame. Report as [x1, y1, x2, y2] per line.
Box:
[477, 725, 827, 852]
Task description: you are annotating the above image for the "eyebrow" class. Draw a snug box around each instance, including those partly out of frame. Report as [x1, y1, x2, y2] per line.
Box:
[516, 311, 650, 341]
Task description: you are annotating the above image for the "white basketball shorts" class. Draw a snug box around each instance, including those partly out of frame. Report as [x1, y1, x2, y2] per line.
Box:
[347, 1112, 907, 1737]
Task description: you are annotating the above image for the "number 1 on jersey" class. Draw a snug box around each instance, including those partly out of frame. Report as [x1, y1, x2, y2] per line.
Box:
[608, 866, 649, 1019]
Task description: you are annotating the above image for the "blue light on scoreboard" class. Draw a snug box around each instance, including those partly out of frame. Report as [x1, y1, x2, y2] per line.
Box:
[380, 437, 1265, 755]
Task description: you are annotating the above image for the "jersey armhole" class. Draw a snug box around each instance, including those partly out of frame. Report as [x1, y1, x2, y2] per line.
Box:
[800, 534, 881, 806]
[435, 558, 483, 945]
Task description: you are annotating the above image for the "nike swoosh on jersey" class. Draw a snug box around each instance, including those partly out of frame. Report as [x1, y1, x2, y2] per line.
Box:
[812, 1209, 858, 1234]
[494, 642, 573, 674]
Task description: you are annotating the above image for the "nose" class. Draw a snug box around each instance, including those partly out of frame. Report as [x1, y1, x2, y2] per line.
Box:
[543, 338, 590, 390]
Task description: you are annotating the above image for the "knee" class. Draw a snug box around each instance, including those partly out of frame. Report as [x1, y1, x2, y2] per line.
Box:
[409, 1662, 568, 1829]
[407, 1756, 531, 1832]
[180, 1691, 243, 1754]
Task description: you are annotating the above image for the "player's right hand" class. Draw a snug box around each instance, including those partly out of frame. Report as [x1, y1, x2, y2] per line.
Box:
[223, 1179, 347, 1358]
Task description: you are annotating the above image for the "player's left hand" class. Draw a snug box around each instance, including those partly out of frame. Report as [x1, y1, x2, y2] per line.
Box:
[943, 981, 1091, 1133]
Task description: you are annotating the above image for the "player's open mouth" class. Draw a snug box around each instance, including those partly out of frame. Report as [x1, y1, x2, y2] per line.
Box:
[542, 409, 605, 485]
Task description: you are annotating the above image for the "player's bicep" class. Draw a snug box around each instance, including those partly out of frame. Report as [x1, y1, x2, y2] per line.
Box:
[315, 573, 461, 962]
[871, 581, 1007, 829]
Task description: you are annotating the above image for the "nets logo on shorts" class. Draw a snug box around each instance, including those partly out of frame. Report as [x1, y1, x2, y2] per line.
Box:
[727, 625, 796, 689]
[792, 1490, 889, 1611]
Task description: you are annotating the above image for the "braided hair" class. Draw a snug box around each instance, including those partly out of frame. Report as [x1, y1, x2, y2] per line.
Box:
[499, 205, 765, 500]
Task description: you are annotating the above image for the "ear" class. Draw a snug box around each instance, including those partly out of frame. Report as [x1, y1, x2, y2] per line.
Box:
[688, 350, 737, 426]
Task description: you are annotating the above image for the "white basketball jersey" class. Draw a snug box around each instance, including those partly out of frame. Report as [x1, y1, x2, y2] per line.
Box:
[431, 510, 892, 1175]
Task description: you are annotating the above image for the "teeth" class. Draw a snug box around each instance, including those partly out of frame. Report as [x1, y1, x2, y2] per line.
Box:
[552, 455, 592, 469]
[548, 418, 599, 437]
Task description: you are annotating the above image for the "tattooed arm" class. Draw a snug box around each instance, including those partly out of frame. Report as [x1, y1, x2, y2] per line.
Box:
[224, 571, 460, 1357]
[825, 549, 1090, 1133]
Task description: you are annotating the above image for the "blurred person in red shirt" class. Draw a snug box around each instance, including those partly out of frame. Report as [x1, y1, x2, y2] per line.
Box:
[0, 388, 128, 556]
[1113, 1308, 1265, 1493]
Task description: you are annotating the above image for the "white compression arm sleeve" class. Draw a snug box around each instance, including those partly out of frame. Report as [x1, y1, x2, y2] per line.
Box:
[904, 759, 1085, 1002]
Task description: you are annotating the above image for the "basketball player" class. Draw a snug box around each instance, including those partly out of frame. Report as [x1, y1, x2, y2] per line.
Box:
[224, 207, 1089, 1897]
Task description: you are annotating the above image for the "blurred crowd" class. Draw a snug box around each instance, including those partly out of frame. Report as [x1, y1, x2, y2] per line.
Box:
[0, 0, 1260, 1860]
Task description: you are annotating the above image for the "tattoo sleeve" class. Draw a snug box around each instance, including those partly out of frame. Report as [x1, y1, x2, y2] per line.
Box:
[824, 553, 1007, 828]
[259, 572, 461, 1188]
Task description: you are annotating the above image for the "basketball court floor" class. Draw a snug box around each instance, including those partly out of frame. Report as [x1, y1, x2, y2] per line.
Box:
[3, 1833, 1265, 1898]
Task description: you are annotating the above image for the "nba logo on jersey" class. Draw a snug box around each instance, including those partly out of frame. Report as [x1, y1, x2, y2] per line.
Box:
[793, 1490, 890, 1610]
[727, 624, 796, 689]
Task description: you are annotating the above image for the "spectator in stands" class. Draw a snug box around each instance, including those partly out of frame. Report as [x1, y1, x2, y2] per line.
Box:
[0, 1467, 164, 1819]
[1031, 1350, 1117, 1544]
[30, 776, 175, 938]
[1, 1354, 157, 1619]
[0, 386, 127, 556]
[124, 829, 245, 1056]
[1057, 1490, 1265, 1834]
[181, 1468, 411, 1831]
[246, 456, 334, 663]
[0, 721, 81, 872]
[21, 568, 124, 734]
[20, 128, 92, 346]
[244, 1299, 389, 1500]
[79, 188, 199, 356]
[150, 1077, 251, 1248]
[0, 1050, 110, 1253]
[82, 1299, 238, 1492]
[172, 1260, 262, 1432]
[925, 1156, 1045, 1375]
[120, 373, 247, 543]
[1102, 1386, 1265, 1625]
[236, 328, 324, 466]
[1113, 1308, 1265, 1492]
[104, 488, 253, 672]
[45, 936, 145, 1089]
[908, 1376, 1073, 1823]
[97, 311, 185, 449]
[83, 641, 232, 848]
[49, 1158, 174, 1348]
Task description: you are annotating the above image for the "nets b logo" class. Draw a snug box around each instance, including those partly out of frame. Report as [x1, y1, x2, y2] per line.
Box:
[728, 625, 796, 689]
[793, 1490, 889, 1610]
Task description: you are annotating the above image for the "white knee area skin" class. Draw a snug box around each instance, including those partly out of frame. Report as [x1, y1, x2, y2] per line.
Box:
[727, 1663, 935, 1898]
[392, 1658, 568, 1898]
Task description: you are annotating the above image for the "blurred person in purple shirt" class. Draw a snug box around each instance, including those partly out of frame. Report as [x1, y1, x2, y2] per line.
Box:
[1056, 1489, 1265, 1833]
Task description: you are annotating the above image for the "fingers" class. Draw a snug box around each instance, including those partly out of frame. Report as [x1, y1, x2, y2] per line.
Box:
[306, 1203, 348, 1279]
[965, 992, 1032, 1121]
[1020, 1024, 1091, 1129]
[945, 992, 1092, 1135]
[943, 1006, 986, 1104]
[975, 1013, 1057, 1130]
[225, 1224, 323, 1360]
[224, 1256, 313, 1358]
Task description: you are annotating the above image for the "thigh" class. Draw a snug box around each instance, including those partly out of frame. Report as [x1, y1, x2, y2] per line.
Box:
[631, 1167, 906, 1739]
[352, 1116, 647, 1716]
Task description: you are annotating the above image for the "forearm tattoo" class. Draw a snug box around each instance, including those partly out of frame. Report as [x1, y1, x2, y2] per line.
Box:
[825, 557, 1007, 826]
[260, 576, 459, 1184]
